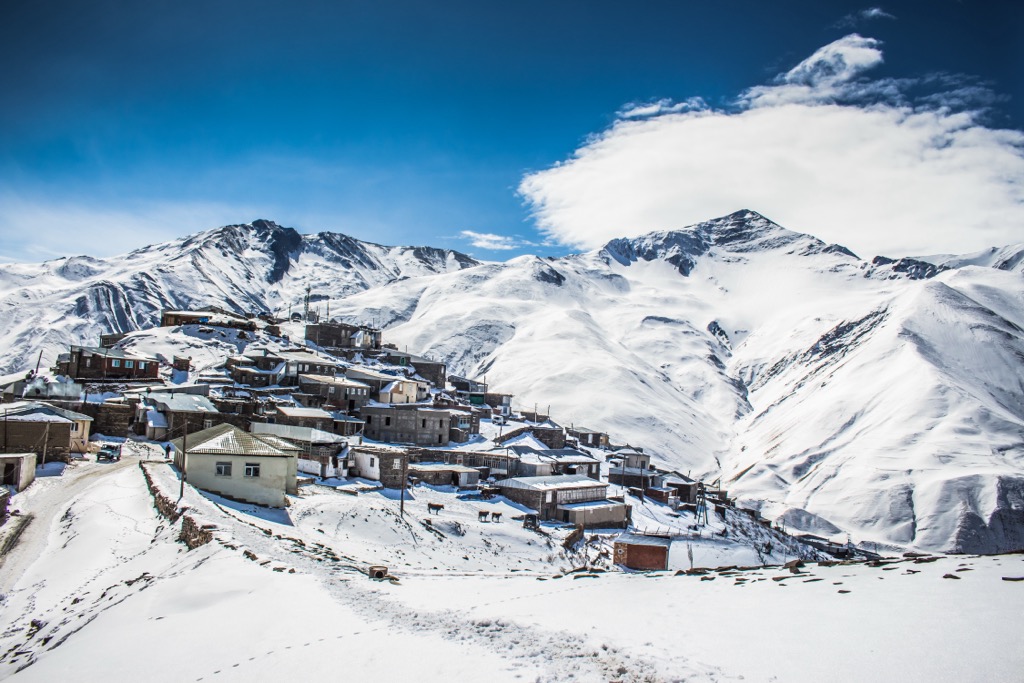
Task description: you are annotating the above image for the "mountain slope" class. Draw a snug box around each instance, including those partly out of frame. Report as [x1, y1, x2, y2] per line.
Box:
[0, 219, 480, 373]
[2, 211, 1022, 553]
[329, 211, 1024, 552]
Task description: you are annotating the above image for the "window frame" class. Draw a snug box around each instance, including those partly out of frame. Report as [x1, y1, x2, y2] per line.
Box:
[244, 462, 261, 478]
[216, 461, 233, 477]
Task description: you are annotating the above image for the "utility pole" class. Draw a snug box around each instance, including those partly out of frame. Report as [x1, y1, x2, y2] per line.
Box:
[399, 455, 409, 517]
[178, 419, 189, 500]
[41, 420, 50, 467]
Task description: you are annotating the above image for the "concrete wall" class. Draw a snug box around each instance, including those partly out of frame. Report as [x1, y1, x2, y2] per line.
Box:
[0, 453, 36, 491]
[561, 503, 629, 529]
[185, 453, 293, 507]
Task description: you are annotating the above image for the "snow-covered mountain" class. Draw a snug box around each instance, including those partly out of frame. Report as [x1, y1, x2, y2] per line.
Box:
[0, 219, 479, 373]
[2, 212, 1022, 553]
[326, 211, 1024, 554]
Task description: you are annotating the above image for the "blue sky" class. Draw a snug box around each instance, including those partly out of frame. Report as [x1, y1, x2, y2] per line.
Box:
[1, 1, 1022, 262]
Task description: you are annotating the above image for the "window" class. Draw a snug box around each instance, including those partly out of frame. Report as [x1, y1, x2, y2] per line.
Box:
[216, 462, 232, 477]
[71, 423, 79, 432]
[85, 358, 92, 368]
[392, 458, 401, 470]
[421, 419, 426, 428]
[385, 416, 391, 426]
[438, 435, 443, 444]
[369, 457, 375, 468]
[203, 419, 213, 429]
[125, 360, 134, 368]
[111, 359, 121, 367]
[139, 361, 146, 370]
[244, 462, 260, 477]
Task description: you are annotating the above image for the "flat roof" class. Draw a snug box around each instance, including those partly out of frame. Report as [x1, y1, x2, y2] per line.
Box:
[409, 462, 480, 474]
[496, 474, 607, 492]
[276, 405, 333, 419]
[615, 533, 672, 548]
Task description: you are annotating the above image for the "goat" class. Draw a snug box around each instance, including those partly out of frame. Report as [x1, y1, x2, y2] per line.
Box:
[478, 510, 489, 522]
[490, 512, 502, 522]
[427, 503, 444, 515]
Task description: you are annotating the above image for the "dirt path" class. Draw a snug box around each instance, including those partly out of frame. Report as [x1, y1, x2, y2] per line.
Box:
[0, 454, 148, 595]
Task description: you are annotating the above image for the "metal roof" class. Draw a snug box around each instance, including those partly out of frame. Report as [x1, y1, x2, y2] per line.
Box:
[172, 423, 294, 457]
[615, 533, 672, 548]
[496, 474, 607, 492]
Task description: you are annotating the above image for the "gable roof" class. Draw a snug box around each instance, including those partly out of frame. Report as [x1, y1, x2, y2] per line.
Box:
[172, 423, 294, 457]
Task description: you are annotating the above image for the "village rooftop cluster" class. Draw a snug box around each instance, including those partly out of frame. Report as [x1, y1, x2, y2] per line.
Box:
[0, 306, 853, 571]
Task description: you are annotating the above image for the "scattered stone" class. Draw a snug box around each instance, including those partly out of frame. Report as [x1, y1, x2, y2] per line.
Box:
[837, 589, 851, 594]
[243, 550, 258, 561]
[942, 573, 961, 580]
[1001, 576, 1024, 582]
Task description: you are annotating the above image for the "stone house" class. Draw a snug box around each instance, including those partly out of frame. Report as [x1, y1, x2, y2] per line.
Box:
[379, 350, 447, 389]
[137, 393, 220, 441]
[607, 448, 656, 488]
[250, 423, 350, 479]
[269, 405, 334, 431]
[496, 474, 628, 527]
[361, 405, 450, 446]
[0, 401, 92, 460]
[305, 322, 382, 351]
[509, 446, 602, 479]
[449, 375, 488, 405]
[408, 462, 480, 489]
[566, 426, 609, 450]
[171, 423, 298, 508]
[296, 374, 371, 412]
[349, 447, 409, 488]
[378, 378, 422, 405]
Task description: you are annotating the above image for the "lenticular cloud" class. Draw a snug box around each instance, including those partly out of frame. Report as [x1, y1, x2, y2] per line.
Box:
[519, 34, 1024, 257]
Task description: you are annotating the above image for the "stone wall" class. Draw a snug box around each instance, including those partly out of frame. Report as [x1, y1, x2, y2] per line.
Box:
[138, 462, 214, 550]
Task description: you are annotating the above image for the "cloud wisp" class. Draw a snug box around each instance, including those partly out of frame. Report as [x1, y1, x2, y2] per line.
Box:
[459, 230, 539, 251]
[519, 34, 1024, 257]
[836, 7, 897, 29]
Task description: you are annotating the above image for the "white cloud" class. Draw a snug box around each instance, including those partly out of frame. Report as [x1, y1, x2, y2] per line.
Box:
[836, 7, 897, 28]
[519, 35, 1024, 257]
[459, 230, 525, 251]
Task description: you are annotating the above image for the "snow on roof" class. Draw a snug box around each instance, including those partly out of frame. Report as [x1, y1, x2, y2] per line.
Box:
[409, 463, 480, 474]
[146, 408, 168, 429]
[496, 474, 607, 491]
[557, 500, 625, 511]
[71, 345, 157, 361]
[346, 365, 405, 381]
[276, 405, 332, 419]
[149, 393, 218, 413]
[251, 422, 346, 444]
[614, 532, 672, 548]
[0, 401, 91, 423]
[299, 374, 369, 388]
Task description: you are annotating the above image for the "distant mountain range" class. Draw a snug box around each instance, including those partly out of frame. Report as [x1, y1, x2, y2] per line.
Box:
[2, 211, 1022, 553]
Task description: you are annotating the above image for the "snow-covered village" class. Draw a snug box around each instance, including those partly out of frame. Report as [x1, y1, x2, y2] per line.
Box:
[3, 2, 1024, 681]
[0, 222, 1022, 681]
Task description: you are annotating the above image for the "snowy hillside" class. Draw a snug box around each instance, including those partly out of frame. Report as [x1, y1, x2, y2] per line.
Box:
[328, 211, 1024, 553]
[0, 219, 479, 375]
[1, 210, 1022, 553]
